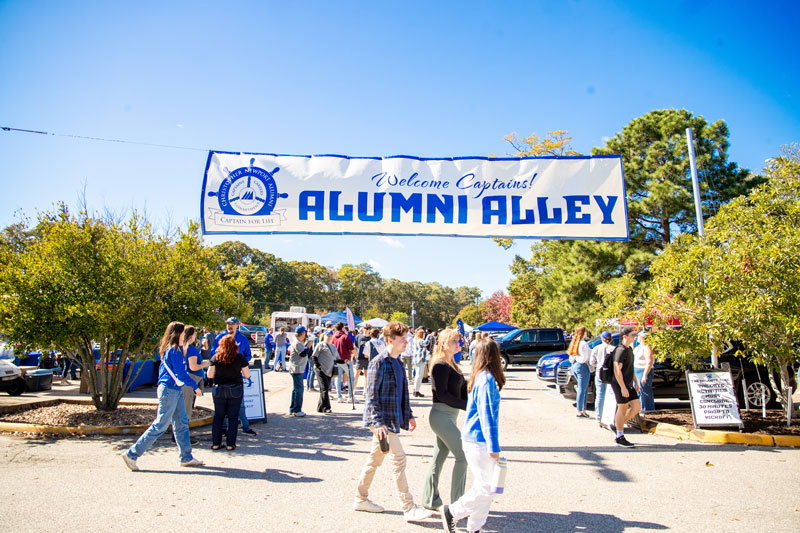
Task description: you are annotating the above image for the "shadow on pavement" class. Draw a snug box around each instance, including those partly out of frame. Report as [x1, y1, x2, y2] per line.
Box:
[486, 510, 668, 532]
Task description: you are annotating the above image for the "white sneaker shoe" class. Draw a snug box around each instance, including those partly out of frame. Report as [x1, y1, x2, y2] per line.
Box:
[180, 457, 204, 467]
[121, 453, 139, 471]
[293, 411, 306, 417]
[404, 504, 434, 522]
[353, 499, 384, 513]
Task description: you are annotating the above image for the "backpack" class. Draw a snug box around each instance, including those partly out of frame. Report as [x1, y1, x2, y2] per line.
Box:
[599, 345, 622, 384]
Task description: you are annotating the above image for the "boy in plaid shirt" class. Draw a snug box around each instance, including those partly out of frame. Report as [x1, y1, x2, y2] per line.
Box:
[353, 321, 433, 522]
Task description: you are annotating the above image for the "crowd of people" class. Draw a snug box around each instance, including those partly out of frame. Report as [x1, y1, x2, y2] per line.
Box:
[120, 317, 505, 532]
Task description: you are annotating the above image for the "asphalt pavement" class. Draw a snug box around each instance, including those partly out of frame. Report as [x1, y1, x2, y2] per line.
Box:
[1, 363, 799, 532]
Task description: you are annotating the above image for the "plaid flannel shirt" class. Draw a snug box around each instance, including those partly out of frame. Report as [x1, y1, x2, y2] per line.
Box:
[362, 353, 413, 433]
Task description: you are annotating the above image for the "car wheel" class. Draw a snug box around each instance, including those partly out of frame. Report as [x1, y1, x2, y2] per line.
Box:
[744, 380, 772, 408]
[7, 377, 26, 396]
[500, 354, 509, 371]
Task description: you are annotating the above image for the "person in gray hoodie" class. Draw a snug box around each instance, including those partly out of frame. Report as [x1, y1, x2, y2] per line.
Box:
[312, 329, 337, 413]
[288, 326, 311, 417]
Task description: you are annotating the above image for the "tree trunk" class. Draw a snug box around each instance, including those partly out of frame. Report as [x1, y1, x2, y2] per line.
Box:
[768, 366, 794, 426]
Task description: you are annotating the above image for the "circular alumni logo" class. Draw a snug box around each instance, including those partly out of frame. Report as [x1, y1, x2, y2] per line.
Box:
[209, 158, 287, 216]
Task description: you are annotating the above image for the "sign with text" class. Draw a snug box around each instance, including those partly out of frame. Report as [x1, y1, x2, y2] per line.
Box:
[201, 152, 629, 240]
[686, 369, 743, 428]
[243, 363, 266, 421]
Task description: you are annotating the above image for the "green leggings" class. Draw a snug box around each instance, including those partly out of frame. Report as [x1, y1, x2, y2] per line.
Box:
[422, 402, 467, 509]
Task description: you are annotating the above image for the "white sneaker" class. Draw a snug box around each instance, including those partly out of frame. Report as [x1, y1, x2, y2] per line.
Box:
[404, 504, 435, 522]
[121, 453, 139, 471]
[353, 499, 384, 513]
[180, 457, 204, 467]
[293, 411, 306, 417]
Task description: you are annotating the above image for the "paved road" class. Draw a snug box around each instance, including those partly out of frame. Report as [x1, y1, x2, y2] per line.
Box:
[1, 364, 799, 532]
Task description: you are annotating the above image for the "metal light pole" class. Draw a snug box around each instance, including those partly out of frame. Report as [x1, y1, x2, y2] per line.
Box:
[687, 127, 719, 368]
[411, 301, 416, 330]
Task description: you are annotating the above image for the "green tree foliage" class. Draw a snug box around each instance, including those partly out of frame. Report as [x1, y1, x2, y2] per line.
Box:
[507, 110, 758, 331]
[0, 206, 245, 411]
[389, 311, 410, 324]
[454, 304, 481, 328]
[646, 146, 800, 418]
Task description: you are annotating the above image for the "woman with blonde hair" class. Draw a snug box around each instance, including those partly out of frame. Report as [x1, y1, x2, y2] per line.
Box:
[421, 328, 468, 512]
[567, 325, 591, 418]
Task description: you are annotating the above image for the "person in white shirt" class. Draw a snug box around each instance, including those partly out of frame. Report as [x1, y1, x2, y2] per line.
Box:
[567, 325, 592, 418]
[589, 331, 616, 426]
[633, 331, 655, 411]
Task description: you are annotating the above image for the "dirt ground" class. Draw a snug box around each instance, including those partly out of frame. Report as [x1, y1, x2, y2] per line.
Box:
[0, 401, 211, 428]
[644, 409, 800, 435]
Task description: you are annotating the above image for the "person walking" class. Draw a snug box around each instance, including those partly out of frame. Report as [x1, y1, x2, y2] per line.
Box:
[353, 321, 433, 522]
[421, 328, 468, 512]
[122, 322, 203, 471]
[181, 326, 209, 438]
[611, 327, 641, 448]
[353, 327, 377, 397]
[401, 328, 414, 385]
[264, 328, 274, 369]
[567, 325, 592, 418]
[440, 337, 505, 533]
[207, 334, 250, 450]
[412, 328, 429, 397]
[633, 331, 655, 412]
[305, 327, 320, 391]
[312, 329, 336, 413]
[589, 331, 616, 427]
[273, 327, 288, 372]
[288, 326, 311, 417]
[211, 317, 256, 436]
[332, 322, 355, 403]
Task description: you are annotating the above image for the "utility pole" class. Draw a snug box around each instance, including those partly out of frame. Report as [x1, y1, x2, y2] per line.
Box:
[411, 301, 416, 330]
[360, 276, 365, 320]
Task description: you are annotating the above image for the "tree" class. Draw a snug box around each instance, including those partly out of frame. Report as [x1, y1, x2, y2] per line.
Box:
[0, 206, 245, 411]
[454, 304, 481, 328]
[507, 255, 543, 327]
[646, 145, 800, 420]
[481, 290, 513, 324]
[389, 311, 409, 324]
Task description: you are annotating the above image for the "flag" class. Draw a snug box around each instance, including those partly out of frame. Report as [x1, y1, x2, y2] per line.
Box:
[345, 307, 355, 331]
[456, 318, 466, 337]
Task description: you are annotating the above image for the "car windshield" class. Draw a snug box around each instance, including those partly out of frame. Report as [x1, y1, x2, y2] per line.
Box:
[501, 329, 523, 342]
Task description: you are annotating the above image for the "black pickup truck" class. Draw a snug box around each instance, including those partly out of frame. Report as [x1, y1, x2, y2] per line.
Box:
[497, 328, 569, 370]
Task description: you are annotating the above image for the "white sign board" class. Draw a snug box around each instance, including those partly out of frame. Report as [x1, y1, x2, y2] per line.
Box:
[243, 365, 266, 421]
[201, 152, 629, 241]
[686, 369, 742, 427]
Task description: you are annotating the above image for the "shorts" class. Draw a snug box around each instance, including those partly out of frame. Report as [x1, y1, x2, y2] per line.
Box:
[610, 382, 639, 404]
[356, 357, 369, 371]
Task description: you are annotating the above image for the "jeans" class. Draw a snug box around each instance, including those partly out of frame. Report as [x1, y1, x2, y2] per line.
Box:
[290, 373, 304, 413]
[449, 441, 495, 532]
[274, 345, 287, 371]
[212, 384, 243, 448]
[572, 362, 591, 412]
[336, 361, 353, 400]
[305, 360, 316, 389]
[635, 367, 655, 411]
[594, 376, 606, 420]
[413, 360, 426, 393]
[61, 360, 78, 380]
[127, 385, 193, 463]
[221, 393, 250, 432]
[316, 370, 331, 412]
[422, 403, 467, 509]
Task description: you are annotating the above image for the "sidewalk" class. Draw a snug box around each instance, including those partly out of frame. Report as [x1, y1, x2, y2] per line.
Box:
[1, 365, 799, 532]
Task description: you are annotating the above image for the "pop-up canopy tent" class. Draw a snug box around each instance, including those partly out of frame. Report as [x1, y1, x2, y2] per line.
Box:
[473, 321, 516, 332]
[320, 311, 362, 325]
[359, 317, 389, 328]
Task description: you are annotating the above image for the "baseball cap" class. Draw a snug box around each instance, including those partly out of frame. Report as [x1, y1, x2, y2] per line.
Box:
[600, 331, 611, 340]
[620, 326, 635, 337]
[637, 330, 647, 338]
[325, 329, 334, 336]
[226, 317, 240, 324]
[295, 325, 307, 334]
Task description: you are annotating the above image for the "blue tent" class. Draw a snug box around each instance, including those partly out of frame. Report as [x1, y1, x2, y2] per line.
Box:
[473, 320, 516, 332]
[320, 311, 362, 325]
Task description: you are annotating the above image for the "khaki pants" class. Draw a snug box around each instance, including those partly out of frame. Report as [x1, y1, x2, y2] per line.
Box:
[182, 374, 203, 421]
[355, 430, 414, 511]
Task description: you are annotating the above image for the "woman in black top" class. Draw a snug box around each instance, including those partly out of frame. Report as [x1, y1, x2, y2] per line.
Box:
[207, 334, 251, 450]
[421, 328, 468, 511]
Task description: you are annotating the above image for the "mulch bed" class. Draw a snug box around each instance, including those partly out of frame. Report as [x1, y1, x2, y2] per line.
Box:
[644, 409, 800, 436]
[0, 402, 211, 427]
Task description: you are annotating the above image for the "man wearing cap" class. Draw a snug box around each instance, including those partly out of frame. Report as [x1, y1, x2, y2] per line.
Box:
[288, 326, 311, 417]
[610, 326, 641, 448]
[589, 331, 616, 427]
[211, 317, 256, 436]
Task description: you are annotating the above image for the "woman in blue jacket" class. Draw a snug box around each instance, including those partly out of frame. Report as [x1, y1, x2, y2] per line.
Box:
[122, 322, 204, 471]
[440, 337, 504, 533]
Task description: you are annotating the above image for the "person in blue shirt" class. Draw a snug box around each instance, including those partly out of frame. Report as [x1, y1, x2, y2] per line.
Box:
[264, 328, 274, 369]
[441, 337, 505, 533]
[211, 317, 256, 436]
[181, 325, 210, 432]
[122, 322, 204, 471]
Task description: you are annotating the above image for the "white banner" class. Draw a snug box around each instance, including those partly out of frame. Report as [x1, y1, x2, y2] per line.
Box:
[201, 152, 629, 240]
[687, 369, 742, 427]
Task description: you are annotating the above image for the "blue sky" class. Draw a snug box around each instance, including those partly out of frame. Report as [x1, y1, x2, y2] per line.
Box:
[1, 1, 798, 301]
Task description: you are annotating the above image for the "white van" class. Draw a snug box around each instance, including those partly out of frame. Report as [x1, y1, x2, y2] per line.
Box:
[271, 307, 322, 339]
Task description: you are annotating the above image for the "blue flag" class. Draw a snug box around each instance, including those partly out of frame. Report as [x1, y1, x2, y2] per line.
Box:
[456, 318, 466, 337]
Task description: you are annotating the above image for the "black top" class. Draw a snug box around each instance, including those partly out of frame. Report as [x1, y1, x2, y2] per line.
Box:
[431, 361, 467, 410]
[210, 354, 249, 385]
[613, 345, 635, 387]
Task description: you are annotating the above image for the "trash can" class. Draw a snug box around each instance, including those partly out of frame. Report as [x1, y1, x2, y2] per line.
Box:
[24, 368, 54, 391]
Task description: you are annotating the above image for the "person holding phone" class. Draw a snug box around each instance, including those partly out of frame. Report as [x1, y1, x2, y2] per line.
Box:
[440, 337, 505, 533]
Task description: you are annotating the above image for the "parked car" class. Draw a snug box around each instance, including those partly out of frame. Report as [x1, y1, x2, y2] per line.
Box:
[0, 345, 26, 396]
[556, 343, 797, 409]
[498, 328, 569, 370]
[537, 332, 621, 382]
[239, 324, 267, 351]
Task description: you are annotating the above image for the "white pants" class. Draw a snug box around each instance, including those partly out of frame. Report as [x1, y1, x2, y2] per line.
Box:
[449, 440, 495, 532]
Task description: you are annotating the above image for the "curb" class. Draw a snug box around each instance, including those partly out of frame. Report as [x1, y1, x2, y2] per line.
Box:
[0, 399, 213, 436]
[641, 419, 800, 447]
